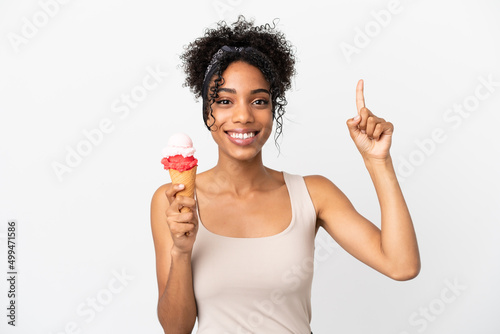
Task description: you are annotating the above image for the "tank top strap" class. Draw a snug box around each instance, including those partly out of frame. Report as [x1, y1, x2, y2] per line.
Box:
[283, 172, 317, 232]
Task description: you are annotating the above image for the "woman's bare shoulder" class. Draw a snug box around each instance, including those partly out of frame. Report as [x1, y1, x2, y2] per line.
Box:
[152, 183, 171, 203]
[303, 174, 350, 207]
[303, 174, 338, 190]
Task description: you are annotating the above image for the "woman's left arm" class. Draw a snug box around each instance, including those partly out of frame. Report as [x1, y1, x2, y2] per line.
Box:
[308, 80, 420, 281]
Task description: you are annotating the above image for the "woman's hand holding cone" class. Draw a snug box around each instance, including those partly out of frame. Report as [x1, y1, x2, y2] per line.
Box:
[165, 183, 199, 254]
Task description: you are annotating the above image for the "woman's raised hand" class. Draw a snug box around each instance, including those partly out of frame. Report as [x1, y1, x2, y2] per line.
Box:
[165, 184, 199, 254]
[346, 80, 394, 161]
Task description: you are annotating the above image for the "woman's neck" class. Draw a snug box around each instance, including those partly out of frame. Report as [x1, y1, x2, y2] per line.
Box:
[211, 151, 274, 196]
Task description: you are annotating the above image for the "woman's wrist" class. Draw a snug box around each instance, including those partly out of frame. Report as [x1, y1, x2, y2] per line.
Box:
[170, 247, 193, 261]
[363, 154, 394, 171]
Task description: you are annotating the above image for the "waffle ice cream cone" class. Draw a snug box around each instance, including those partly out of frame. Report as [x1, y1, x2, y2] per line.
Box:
[169, 166, 197, 213]
[161, 133, 198, 214]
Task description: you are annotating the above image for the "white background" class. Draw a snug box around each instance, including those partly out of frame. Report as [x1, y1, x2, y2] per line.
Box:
[1, 0, 499, 333]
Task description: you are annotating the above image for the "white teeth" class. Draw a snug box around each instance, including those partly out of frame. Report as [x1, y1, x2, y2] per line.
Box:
[230, 132, 255, 139]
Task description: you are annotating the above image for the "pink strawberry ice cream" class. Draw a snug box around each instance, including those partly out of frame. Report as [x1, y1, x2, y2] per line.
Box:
[161, 133, 198, 172]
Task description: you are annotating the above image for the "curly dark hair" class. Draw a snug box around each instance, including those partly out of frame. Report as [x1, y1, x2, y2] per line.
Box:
[180, 15, 296, 147]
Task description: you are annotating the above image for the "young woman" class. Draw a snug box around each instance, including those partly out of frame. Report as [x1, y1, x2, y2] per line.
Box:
[151, 16, 420, 334]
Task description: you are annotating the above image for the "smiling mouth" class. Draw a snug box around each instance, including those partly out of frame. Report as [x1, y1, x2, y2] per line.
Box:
[227, 132, 257, 139]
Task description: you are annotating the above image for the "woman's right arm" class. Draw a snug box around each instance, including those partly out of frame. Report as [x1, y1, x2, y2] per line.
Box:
[151, 183, 198, 334]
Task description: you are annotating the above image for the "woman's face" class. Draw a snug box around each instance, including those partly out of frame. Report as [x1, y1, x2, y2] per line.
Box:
[207, 61, 273, 162]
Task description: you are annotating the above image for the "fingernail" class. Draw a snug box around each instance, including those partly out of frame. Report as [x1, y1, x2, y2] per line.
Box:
[353, 115, 360, 121]
[178, 184, 185, 189]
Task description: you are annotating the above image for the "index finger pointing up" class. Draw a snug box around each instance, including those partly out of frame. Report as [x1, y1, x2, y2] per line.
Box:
[356, 79, 365, 114]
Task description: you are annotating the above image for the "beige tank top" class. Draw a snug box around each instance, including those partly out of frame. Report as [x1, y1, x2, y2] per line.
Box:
[192, 172, 316, 333]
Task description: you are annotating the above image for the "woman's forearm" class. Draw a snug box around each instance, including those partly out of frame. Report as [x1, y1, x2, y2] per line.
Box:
[158, 249, 197, 334]
[364, 155, 421, 280]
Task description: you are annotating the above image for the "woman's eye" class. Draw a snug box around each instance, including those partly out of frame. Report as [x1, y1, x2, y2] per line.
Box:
[216, 99, 230, 105]
[254, 99, 269, 105]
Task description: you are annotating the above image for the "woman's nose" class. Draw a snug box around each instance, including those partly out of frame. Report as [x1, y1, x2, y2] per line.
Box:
[231, 103, 254, 124]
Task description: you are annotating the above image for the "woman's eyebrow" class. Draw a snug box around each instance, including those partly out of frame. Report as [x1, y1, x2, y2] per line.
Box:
[218, 88, 236, 94]
[217, 88, 270, 95]
[251, 88, 270, 95]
